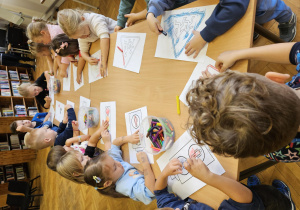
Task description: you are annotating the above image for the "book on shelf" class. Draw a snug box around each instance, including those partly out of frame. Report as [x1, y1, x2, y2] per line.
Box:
[0, 70, 8, 79]
[14, 105, 27, 117]
[0, 141, 10, 151]
[9, 70, 19, 80]
[0, 167, 4, 184]
[28, 107, 38, 116]
[0, 80, 10, 96]
[2, 109, 13, 117]
[10, 134, 21, 150]
[5, 165, 14, 181]
[15, 165, 25, 180]
[19, 73, 29, 80]
[11, 81, 20, 96]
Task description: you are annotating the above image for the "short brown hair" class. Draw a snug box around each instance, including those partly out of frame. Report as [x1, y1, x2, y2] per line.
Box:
[47, 146, 67, 171]
[187, 71, 300, 158]
[10, 121, 18, 133]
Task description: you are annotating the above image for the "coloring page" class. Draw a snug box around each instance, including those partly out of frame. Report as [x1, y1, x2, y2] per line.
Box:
[180, 56, 220, 106]
[125, 106, 154, 164]
[79, 96, 91, 135]
[113, 32, 146, 73]
[49, 105, 55, 125]
[66, 100, 75, 109]
[73, 55, 84, 91]
[155, 5, 215, 62]
[157, 130, 225, 199]
[63, 65, 71, 91]
[88, 50, 103, 83]
[55, 100, 65, 123]
[100, 101, 116, 143]
[49, 76, 55, 106]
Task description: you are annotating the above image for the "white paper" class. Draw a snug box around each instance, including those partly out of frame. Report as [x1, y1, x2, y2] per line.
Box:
[125, 106, 154, 164]
[79, 96, 91, 135]
[73, 56, 84, 91]
[180, 56, 220, 105]
[100, 101, 116, 143]
[88, 50, 103, 83]
[49, 76, 55, 106]
[157, 131, 225, 199]
[113, 32, 146, 73]
[66, 100, 75, 108]
[155, 5, 215, 62]
[63, 66, 71, 91]
[55, 101, 65, 123]
[49, 105, 55, 125]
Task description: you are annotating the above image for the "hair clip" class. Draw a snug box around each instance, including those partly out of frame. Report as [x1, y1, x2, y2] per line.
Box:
[56, 42, 69, 53]
[93, 176, 101, 183]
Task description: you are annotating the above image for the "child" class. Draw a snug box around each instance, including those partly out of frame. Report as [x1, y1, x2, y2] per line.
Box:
[18, 71, 51, 109]
[114, 0, 149, 32]
[24, 104, 76, 149]
[146, 0, 296, 58]
[51, 34, 86, 84]
[186, 70, 300, 159]
[47, 120, 108, 172]
[57, 9, 117, 77]
[10, 112, 55, 133]
[26, 18, 70, 77]
[154, 157, 294, 209]
[84, 131, 155, 204]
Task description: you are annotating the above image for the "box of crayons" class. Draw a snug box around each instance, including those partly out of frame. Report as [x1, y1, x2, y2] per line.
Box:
[139, 116, 175, 155]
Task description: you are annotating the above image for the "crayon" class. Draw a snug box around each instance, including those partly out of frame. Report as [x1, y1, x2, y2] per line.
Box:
[176, 95, 180, 115]
[159, 29, 167, 36]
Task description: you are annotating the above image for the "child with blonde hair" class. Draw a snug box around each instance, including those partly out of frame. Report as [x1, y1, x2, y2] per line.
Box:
[57, 9, 117, 77]
[84, 130, 155, 204]
[26, 18, 70, 77]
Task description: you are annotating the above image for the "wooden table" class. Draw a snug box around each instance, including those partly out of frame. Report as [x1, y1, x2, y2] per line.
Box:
[54, 0, 256, 208]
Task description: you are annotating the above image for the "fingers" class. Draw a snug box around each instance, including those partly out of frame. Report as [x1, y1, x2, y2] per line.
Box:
[193, 49, 200, 59]
[134, 130, 139, 134]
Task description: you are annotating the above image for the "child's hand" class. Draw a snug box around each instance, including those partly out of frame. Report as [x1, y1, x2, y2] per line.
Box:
[114, 25, 123, 32]
[87, 57, 99, 65]
[99, 120, 109, 133]
[184, 158, 213, 183]
[146, 13, 163, 35]
[72, 121, 79, 130]
[81, 134, 91, 141]
[215, 50, 239, 72]
[136, 151, 149, 165]
[64, 104, 72, 111]
[161, 158, 183, 178]
[125, 13, 139, 27]
[44, 96, 52, 103]
[200, 69, 217, 79]
[100, 63, 107, 78]
[76, 72, 82, 84]
[185, 31, 207, 58]
[129, 130, 140, 144]
[101, 130, 111, 143]
[16, 125, 25, 132]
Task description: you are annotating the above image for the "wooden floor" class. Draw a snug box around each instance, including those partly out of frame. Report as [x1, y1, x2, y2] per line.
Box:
[28, 0, 300, 209]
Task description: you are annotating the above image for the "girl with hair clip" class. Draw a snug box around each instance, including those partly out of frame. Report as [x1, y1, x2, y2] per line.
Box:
[84, 130, 156, 205]
[26, 18, 71, 77]
[51, 34, 86, 84]
[57, 9, 117, 78]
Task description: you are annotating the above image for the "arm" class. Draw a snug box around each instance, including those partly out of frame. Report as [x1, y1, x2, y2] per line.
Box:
[125, 9, 147, 27]
[116, 0, 136, 28]
[44, 71, 50, 87]
[43, 96, 51, 109]
[216, 42, 296, 72]
[112, 130, 140, 146]
[43, 112, 51, 123]
[16, 125, 33, 133]
[46, 55, 54, 75]
[184, 158, 253, 204]
[137, 152, 155, 193]
[32, 112, 47, 122]
[65, 135, 90, 147]
[100, 38, 109, 77]
[87, 120, 109, 147]
[71, 121, 80, 137]
[101, 130, 111, 151]
[76, 57, 86, 84]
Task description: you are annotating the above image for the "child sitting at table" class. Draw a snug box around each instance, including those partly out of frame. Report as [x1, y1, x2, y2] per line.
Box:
[186, 70, 300, 162]
[155, 158, 294, 209]
[84, 131, 155, 204]
[146, 0, 296, 58]
[10, 112, 55, 133]
[51, 34, 86, 84]
[24, 104, 76, 149]
[57, 9, 117, 78]
[47, 120, 108, 172]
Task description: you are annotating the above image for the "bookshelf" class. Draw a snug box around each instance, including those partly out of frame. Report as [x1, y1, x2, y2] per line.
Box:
[0, 65, 39, 133]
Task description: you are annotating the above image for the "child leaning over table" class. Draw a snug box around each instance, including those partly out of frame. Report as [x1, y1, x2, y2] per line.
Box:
[154, 158, 294, 210]
[24, 104, 77, 149]
[84, 130, 155, 204]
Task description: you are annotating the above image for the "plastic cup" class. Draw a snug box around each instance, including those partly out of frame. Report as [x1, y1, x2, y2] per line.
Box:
[78, 106, 99, 130]
[139, 116, 175, 155]
[53, 79, 61, 94]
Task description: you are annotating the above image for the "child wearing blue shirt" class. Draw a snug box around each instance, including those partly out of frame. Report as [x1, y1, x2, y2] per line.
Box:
[10, 112, 58, 133]
[84, 130, 155, 205]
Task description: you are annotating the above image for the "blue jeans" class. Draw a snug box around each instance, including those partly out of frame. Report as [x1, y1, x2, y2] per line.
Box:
[256, 0, 292, 24]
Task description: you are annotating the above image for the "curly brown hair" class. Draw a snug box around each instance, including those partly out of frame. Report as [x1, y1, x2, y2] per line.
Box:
[186, 70, 300, 158]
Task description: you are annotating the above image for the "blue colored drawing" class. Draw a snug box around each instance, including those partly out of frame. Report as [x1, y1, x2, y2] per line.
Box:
[164, 9, 206, 58]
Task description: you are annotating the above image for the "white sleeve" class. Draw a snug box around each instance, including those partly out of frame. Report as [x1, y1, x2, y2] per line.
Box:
[78, 39, 91, 53]
[90, 14, 110, 39]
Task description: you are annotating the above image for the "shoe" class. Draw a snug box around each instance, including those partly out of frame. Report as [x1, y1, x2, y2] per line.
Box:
[253, 32, 260, 41]
[272, 179, 295, 210]
[278, 12, 297, 42]
[247, 175, 261, 187]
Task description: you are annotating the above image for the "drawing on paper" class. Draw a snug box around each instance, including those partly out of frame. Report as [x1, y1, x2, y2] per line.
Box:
[120, 36, 140, 67]
[164, 9, 205, 58]
[128, 109, 143, 151]
[170, 139, 215, 184]
[105, 106, 111, 130]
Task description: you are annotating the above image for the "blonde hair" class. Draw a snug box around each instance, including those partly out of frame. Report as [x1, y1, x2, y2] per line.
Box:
[26, 18, 49, 40]
[56, 150, 85, 184]
[24, 129, 48, 150]
[57, 9, 87, 37]
[18, 83, 33, 97]
[27, 40, 50, 56]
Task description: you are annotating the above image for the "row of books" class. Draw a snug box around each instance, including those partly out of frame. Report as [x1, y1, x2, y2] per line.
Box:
[2, 109, 13, 117]
[5, 165, 14, 181]
[20, 73, 29, 80]
[0, 165, 26, 183]
[0, 142, 10, 151]
[10, 134, 21, 150]
[14, 105, 27, 117]
[0, 70, 8, 79]
[0, 80, 10, 96]
[28, 107, 38, 117]
[9, 70, 19, 80]
[15, 165, 25, 180]
[11, 81, 20, 96]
